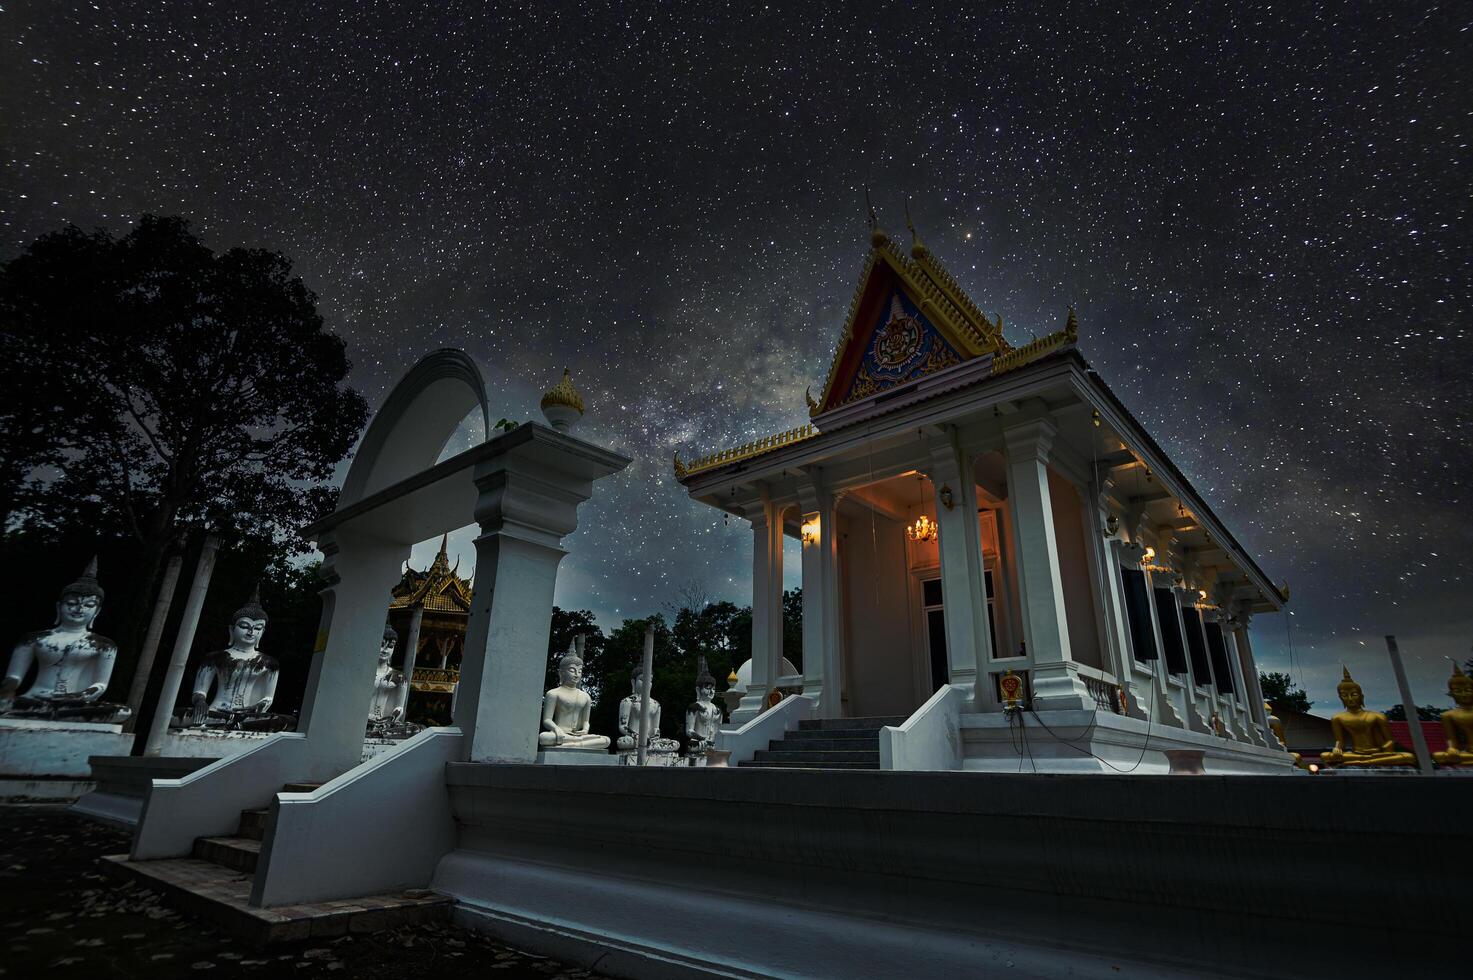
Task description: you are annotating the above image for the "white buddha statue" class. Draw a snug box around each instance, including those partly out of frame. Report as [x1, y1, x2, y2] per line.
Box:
[617, 664, 679, 754]
[538, 644, 609, 749]
[0, 557, 127, 721]
[367, 621, 412, 733]
[189, 585, 288, 731]
[683, 656, 723, 756]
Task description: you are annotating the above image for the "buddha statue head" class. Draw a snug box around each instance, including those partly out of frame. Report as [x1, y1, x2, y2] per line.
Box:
[1336, 666, 1365, 711]
[695, 657, 716, 703]
[226, 584, 269, 654]
[1448, 662, 1473, 709]
[56, 556, 105, 630]
[631, 663, 648, 700]
[379, 621, 397, 666]
[557, 647, 584, 688]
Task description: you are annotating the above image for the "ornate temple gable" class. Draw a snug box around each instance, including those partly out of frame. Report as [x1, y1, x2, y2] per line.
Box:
[811, 233, 1011, 417]
[389, 534, 473, 613]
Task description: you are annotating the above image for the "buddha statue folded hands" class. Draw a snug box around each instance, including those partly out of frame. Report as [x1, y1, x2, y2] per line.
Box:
[188, 586, 292, 732]
[1433, 662, 1473, 766]
[617, 664, 679, 754]
[683, 656, 724, 756]
[1319, 667, 1415, 768]
[538, 644, 609, 749]
[1, 557, 129, 723]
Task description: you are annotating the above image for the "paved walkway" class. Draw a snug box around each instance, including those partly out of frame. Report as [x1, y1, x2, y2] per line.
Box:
[0, 806, 599, 979]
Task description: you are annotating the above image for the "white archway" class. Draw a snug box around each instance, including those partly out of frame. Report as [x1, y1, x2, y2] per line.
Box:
[339, 349, 491, 508]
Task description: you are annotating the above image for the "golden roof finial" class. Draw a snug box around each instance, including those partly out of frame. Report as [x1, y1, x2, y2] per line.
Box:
[865, 187, 888, 248]
[805, 386, 818, 413]
[905, 198, 928, 258]
[673, 451, 688, 479]
[540, 368, 585, 414]
[1065, 305, 1079, 340]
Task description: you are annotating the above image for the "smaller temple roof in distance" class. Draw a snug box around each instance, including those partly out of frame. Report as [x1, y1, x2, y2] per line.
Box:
[389, 533, 473, 614]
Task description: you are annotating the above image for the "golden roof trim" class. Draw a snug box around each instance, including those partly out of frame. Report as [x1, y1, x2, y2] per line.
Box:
[674, 423, 817, 480]
[991, 311, 1079, 376]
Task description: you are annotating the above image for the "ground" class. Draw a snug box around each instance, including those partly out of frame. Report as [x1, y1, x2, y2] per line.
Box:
[0, 806, 596, 979]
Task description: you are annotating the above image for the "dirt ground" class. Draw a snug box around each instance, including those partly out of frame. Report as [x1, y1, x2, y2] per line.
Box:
[0, 805, 598, 979]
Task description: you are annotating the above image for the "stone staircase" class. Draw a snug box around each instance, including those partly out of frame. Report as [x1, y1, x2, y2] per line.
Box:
[103, 782, 450, 943]
[737, 716, 907, 770]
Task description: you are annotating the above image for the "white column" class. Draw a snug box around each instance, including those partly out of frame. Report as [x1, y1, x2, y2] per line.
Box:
[1002, 420, 1093, 711]
[400, 604, 425, 714]
[454, 437, 624, 762]
[732, 497, 784, 725]
[143, 535, 220, 756]
[297, 532, 408, 774]
[926, 435, 986, 705]
[124, 540, 185, 732]
[1175, 588, 1216, 733]
[1232, 613, 1273, 742]
[798, 473, 841, 718]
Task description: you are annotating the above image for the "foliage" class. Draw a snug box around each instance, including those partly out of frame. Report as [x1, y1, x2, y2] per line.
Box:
[1259, 671, 1312, 714]
[1382, 703, 1443, 721]
[0, 216, 368, 700]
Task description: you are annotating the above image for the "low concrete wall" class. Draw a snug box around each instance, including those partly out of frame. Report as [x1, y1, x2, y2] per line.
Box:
[72, 756, 214, 828]
[132, 733, 307, 860]
[252, 728, 462, 907]
[713, 693, 811, 765]
[0, 718, 134, 778]
[437, 764, 1462, 978]
[880, 684, 963, 770]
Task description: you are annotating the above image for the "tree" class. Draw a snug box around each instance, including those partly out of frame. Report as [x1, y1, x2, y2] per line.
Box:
[1259, 671, 1312, 714]
[545, 607, 608, 703]
[1383, 704, 1443, 721]
[1, 216, 369, 692]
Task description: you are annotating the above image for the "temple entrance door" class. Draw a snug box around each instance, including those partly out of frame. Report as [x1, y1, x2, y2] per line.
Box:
[921, 577, 949, 693]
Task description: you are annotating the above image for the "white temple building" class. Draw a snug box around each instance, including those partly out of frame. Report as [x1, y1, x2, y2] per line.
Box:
[676, 219, 1292, 773]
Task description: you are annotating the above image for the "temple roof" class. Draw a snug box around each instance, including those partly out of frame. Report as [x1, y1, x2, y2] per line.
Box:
[389, 534, 473, 613]
[675, 224, 1076, 481]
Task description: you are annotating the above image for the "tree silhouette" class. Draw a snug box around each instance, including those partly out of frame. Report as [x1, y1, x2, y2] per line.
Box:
[1, 215, 368, 692]
[1259, 671, 1312, 714]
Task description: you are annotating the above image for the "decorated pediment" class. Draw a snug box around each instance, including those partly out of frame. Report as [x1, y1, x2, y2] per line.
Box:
[811, 235, 1011, 416]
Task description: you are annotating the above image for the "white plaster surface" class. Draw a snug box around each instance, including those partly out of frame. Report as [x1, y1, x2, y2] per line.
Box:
[0, 717, 134, 778]
[156, 728, 276, 759]
[879, 683, 963, 770]
[252, 728, 462, 907]
[132, 732, 308, 860]
[713, 693, 811, 765]
[536, 747, 618, 766]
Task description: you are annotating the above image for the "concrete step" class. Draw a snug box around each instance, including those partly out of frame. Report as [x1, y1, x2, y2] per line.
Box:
[738, 760, 880, 770]
[780, 728, 882, 742]
[101, 854, 451, 944]
[193, 835, 261, 874]
[237, 808, 269, 841]
[768, 737, 879, 752]
[797, 716, 906, 731]
[753, 749, 881, 765]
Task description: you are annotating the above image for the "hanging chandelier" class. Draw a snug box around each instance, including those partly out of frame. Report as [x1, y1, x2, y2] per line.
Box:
[906, 470, 938, 542]
[907, 514, 938, 542]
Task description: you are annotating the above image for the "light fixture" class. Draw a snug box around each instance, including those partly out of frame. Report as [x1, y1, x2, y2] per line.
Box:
[1142, 547, 1156, 562]
[939, 485, 954, 510]
[1105, 514, 1120, 535]
[907, 514, 938, 542]
[801, 518, 820, 545]
[907, 471, 939, 542]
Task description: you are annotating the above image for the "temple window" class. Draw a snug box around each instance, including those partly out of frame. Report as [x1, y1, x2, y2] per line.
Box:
[1204, 621, 1236, 695]
[1120, 567, 1158, 663]
[1181, 607, 1213, 689]
[1151, 586, 1189, 675]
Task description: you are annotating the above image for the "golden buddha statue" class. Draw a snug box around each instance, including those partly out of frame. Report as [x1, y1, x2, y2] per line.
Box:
[1319, 667, 1415, 768]
[1433, 662, 1473, 766]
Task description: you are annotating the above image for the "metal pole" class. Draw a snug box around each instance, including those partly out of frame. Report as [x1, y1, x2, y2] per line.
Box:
[123, 540, 185, 731]
[143, 535, 221, 756]
[636, 623, 655, 766]
[1385, 635, 1434, 774]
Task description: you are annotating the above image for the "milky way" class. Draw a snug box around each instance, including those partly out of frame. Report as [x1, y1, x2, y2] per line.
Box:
[3, 2, 1468, 711]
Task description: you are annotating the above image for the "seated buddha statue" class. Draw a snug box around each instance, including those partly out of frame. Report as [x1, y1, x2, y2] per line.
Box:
[189, 586, 290, 732]
[617, 665, 679, 755]
[683, 656, 724, 756]
[537, 644, 609, 749]
[1, 557, 128, 722]
[367, 620, 416, 736]
[1433, 662, 1473, 766]
[1319, 667, 1415, 768]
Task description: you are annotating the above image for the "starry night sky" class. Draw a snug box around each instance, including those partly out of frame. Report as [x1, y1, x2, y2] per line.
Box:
[3, 3, 1468, 713]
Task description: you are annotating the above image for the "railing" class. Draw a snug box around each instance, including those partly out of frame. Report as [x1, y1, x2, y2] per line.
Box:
[1076, 665, 1124, 716]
